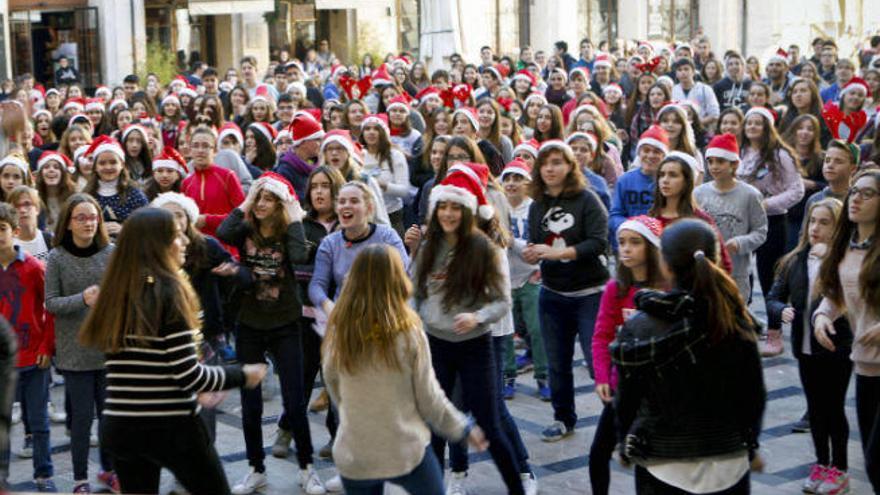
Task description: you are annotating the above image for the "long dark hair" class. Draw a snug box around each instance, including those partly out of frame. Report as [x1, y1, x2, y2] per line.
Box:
[660, 219, 755, 344]
[615, 231, 664, 296]
[247, 125, 277, 170]
[740, 111, 801, 182]
[648, 157, 697, 218]
[534, 104, 564, 142]
[53, 193, 110, 249]
[84, 152, 139, 203]
[360, 120, 392, 166]
[305, 165, 345, 219]
[80, 208, 201, 352]
[818, 170, 880, 314]
[414, 203, 503, 310]
[781, 114, 823, 179]
[122, 127, 154, 178]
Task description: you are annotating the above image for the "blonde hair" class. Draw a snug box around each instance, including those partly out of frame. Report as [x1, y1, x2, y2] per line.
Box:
[322, 244, 424, 374]
[338, 181, 376, 222]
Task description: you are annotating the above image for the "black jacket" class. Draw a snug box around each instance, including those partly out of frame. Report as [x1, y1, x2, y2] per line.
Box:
[186, 236, 250, 340]
[611, 289, 766, 462]
[766, 249, 852, 360]
[528, 189, 609, 292]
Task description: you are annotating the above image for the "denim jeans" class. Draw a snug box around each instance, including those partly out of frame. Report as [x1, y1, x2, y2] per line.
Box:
[278, 318, 337, 438]
[539, 288, 602, 428]
[448, 336, 533, 475]
[16, 365, 52, 479]
[428, 334, 524, 495]
[64, 370, 111, 481]
[340, 445, 445, 495]
[237, 324, 314, 470]
[511, 282, 548, 380]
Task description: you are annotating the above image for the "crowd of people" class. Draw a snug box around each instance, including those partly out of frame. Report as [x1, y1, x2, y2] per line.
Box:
[0, 29, 879, 495]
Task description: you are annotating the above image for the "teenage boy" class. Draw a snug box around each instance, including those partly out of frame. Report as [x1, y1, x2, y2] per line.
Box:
[0, 203, 54, 491]
[714, 52, 752, 112]
[694, 133, 768, 301]
[609, 125, 669, 236]
[671, 58, 720, 129]
[500, 160, 550, 402]
[805, 139, 860, 209]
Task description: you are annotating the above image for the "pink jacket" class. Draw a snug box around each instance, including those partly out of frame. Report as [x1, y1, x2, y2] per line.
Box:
[591, 280, 638, 391]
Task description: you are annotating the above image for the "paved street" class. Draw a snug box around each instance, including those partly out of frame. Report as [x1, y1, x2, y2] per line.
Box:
[8, 287, 874, 494]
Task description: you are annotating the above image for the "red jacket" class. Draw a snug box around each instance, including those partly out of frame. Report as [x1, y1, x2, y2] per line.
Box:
[0, 248, 54, 368]
[592, 280, 637, 391]
[181, 164, 245, 238]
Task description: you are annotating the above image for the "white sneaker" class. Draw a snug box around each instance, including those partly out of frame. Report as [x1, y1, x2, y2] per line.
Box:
[299, 465, 326, 495]
[90, 433, 99, 447]
[521, 472, 538, 495]
[446, 471, 467, 495]
[324, 474, 343, 492]
[11, 402, 21, 424]
[231, 469, 268, 495]
[48, 401, 67, 423]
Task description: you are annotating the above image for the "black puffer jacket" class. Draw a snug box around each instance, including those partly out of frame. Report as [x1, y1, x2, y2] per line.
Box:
[610, 289, 766, 463]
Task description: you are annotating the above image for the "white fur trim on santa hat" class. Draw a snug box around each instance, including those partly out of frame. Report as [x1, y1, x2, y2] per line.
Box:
[0, 156, 29, 175]
[637, 137, 668, 154]
[37, 153, 73, 174]
[840, 80, 869, 97]
[249, 123, 273, 143]
[218, 127, 244, 147]
[253, 175, 295, 203]
[452, 108, 479, 131]
[617, 219, 661, 247]
[499, 165, 531, 181]
[565, 132, 597, 150]
[107, 99, 128, 112]
[705, 147, 740, 162]
[428, 184, 478, 216]
[524, 93, 547, 108]
[274, 129, 292, 144]
[513, 141, 538, 157]
[666, 151, 701, 178]
[539, 139, 573, 154]
[386, 100, 410, 113]
[151, 192, 200, 225]
[85, 100, 104, 112]
[152, 159, 186, 175]
[745, 106, 774, 124]
[161, 94, 181, 108]
[292, 128, 324, 146]
[122, 124, 148, 143]
[32, 109, 52, 120]
[320, 134, 354, 156]
[447, 163, 483, 186]
[92, 142, 125, 162]
[593, 55, 613, 68]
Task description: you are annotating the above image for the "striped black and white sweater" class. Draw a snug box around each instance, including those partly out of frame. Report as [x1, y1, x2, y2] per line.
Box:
[104, 311, 244, 418]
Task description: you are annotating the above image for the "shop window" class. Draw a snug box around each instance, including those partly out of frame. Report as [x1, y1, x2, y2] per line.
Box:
[653, 0, 698, 41]
[399, 0, 420, 56]
[583, 0, 618, 50]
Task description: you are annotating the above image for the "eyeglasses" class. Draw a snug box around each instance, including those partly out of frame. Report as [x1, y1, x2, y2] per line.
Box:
[849, 186, 880, 201]
[72, 214, 99, 224]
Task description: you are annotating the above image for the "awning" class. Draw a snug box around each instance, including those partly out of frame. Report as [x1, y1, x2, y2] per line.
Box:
[187, 0, 274, 15]
[315, 0, 387, 10]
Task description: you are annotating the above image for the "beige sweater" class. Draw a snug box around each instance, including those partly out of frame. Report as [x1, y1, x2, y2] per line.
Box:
[323, 329, 469, 480]
[816, 248, 880, 376]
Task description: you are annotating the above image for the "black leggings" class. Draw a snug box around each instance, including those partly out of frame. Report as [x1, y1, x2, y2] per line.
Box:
[634, 465, 749, 494]
[756, 214, 787, 317]
[798, 354, 852, 469]
[856, 374, 880, 492]
[102, 416, 231, 495]
[589, 403, 618, 495]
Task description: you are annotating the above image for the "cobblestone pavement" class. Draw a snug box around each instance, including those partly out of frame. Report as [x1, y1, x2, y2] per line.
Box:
[7, 287, 873, 494]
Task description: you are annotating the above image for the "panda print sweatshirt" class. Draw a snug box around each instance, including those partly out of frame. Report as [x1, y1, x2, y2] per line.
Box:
[528, 188, 610, 294]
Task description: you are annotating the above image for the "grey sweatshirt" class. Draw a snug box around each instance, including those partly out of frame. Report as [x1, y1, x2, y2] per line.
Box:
[45, 244, 114, 371]
[694, 181, 768, 299]
[413, 239, 511, 342]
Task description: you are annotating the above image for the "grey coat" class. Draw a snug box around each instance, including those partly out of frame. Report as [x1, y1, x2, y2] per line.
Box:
[45, 244, 114, 371]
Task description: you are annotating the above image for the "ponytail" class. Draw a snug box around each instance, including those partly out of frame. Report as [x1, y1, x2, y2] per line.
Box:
[691, 250, 754, 344]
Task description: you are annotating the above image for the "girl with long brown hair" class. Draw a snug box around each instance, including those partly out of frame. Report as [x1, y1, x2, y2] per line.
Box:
[82, 136, 149, 237]
[215, 172, 329, 494]
[477, 98, 514, 163]
[360, 114, 411, 236]
[34, 151, 76, 232]
[323, 244, 486, 494]
[814, 170, 880, 493]
[782, 114, 827, 250]
[533, 104, 565, 142]
[79, 207, 266, 495]
[767, 198, 852, 494]
[412, 166, 525, 495]
[612, 218, 764, 494]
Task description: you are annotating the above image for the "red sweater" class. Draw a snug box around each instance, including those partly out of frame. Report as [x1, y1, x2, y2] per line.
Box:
[181, 165, 245, 238]
[655, 209, 734, 274]
[0, 248, 54, 368]
[592, 280, 637, 391]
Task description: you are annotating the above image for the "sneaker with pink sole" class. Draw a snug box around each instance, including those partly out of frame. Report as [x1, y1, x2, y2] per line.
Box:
[816, 467, 849, 494]
[802, 464, 827, 493]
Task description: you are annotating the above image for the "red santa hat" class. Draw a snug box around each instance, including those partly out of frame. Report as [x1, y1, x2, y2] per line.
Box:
[63, 97, 86, 112]
[169, 76, 187, 90]
[391, 55, 412, 69]
[767, 47, 789, 65]
[36, 151, 75, 174]
[569, 67, 590, 82]
[320, 129, 356, 156]
[0, 154, 29, 175]
[513, 138, 540, 158]
[217, 122, 244, 147]
[274, 129, 292, 144]
[593, 53, 613, 69]
[330, 63, 349, 80]
[840, 77, 872, 99]
[386, 95, 411, 114]
[179, 84, 198, 99]
[121, 123, 149, 144]
[603, 83, 623, 97]
[430, 162, 494, 220]
[361, 113, 390, 136]
[85, 135, 125, 162]
[161, 93, 181, 108]
[617, 215, 663, 248]
[32, 109, 52, 121]
[72, 145, 91, 167]
[744, 106, 777, 125]
[45, 88, 60, 98]
[289, 113, 325, 145]
[371, 64, 393, 87]
[499, 159, 532, 181]
[512, 69, 537, 87]
[416, 86, 443, 105]
[249, 122, 278, 143]
[84, 98, 104, 113]
[294, 108, 323, 123]
[565, 132, 598, 151]
[152, 147, 189, 176]
[151, 192, 200, 224]
[250, 85, 273, 104]
[637, 125, 670, 154]
[538, 139, 574, 156]
[705, 133, 740, 162]
[107, 99, 128, 113]
[452, 106, 479, 131]
[524, 92, 547, 108]
[485, 63, 510, 81]
[253, 171, 298, 203]
[448, 161, 490, 188]
[452, 83, 473, 105]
